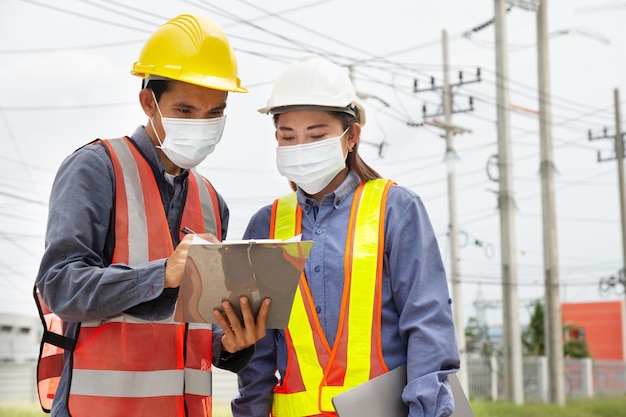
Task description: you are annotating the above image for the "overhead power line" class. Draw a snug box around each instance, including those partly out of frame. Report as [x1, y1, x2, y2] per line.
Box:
[18, 0, 154, 33]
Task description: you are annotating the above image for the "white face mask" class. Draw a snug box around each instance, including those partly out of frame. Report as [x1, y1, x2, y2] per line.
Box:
[151, 92, 226, 169]
[275, 129, 349, 195]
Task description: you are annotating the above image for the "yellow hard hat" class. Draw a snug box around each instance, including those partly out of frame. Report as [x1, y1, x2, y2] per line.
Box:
[131, 14, 247, 93]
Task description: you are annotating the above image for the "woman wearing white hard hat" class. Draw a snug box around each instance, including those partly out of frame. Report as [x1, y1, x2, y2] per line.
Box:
[232, 56, 460, 417]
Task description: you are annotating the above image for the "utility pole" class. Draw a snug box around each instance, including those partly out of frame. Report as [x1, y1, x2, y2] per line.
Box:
[442, 29, 468, 395]
[536, 0, 566, 405]
[494, 0, 524, 405]
[589, 89, 626, 306]
[412, 30, 478, 395]
[615, 89, 626, 288]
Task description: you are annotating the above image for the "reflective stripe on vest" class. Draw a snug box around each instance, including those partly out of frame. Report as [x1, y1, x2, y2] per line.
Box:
[271, 179, 393, 417]
[34, 287, 70, 412]
[62, 137, 220, 417]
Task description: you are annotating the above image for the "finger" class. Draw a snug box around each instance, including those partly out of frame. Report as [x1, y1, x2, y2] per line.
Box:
[238, 296, 257, 332]
[221, 299, 244, 335]
[254, 298, 271, 338]
[213, 308, 231, 332]
[213, 308, 238, 353]
[197, 233, 219, 243]
[249, 298, 270, 343]
[179, 233, 195, 247]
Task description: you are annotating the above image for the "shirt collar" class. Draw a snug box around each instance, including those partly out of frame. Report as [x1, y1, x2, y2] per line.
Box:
[296, 170, 361, 209]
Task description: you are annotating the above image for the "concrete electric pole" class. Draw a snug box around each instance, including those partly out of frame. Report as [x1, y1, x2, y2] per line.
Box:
[589, 89, 626, 308]
[413, 30, 478, 395]
[614, 90, 626, 292]
[612, 89, 625, 306]
[494, 0, 524, 405]
[536, 0, 566, 405]
[441, 29, 469, 395]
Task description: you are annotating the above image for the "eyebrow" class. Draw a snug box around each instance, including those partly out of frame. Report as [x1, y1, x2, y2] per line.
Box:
[171, 101, 227, 112]
[277, 123, 330, 133]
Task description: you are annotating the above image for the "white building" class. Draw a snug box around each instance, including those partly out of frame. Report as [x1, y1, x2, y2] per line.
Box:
[0, 313, 40, 363]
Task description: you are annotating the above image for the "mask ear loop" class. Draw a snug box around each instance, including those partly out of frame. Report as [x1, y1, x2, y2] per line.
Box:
[148, 90, 165, 147]
[339, 127, 352, 155]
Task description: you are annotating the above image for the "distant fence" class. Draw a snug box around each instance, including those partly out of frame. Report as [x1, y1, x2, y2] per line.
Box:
[2, 357, 625, 405]
[0, 361, 38, 403]
[467, 355, 626, 402]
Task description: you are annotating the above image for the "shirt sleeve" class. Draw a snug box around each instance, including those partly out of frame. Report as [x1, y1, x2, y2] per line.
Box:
[386, 187, 460, 417]
[231, 330, 278, 417]
[231, 205, 277, 417]
[211, 325, 257, 372]
[35, 144, 174, 322]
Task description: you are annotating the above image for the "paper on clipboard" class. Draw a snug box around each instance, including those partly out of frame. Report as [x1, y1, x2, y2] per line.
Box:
[175, 237, 313, 329]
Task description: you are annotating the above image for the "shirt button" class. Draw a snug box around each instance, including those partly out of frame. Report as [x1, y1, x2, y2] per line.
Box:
[316, 306, 322, 313]
[314, 266, 321, 272]
[316, 229, 323, 235]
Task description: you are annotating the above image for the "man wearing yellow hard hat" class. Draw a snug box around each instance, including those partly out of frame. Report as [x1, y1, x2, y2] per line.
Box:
[34, 14, 269, 417]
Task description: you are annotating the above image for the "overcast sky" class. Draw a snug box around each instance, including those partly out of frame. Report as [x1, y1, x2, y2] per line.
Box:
[1, 0, 625, 327]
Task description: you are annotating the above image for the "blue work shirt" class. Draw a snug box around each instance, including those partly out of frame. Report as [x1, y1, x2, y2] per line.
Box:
[35, 126, 249, 417]
[232, 171, 461, 417]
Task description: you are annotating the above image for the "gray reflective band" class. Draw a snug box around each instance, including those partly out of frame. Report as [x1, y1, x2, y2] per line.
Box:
[191, 171, 217, 235]
[81, 311, 178, 327]
[70, 369, 184, 397]
[188, 323, 212, 330]
[107, 139, 149, 267]
[185, 368, 213, 396]
[70, 369, 212, 398]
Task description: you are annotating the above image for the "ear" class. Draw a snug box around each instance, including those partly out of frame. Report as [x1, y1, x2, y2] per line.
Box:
[274, 130, 280, 142]
[348, 123, 361, 149]
[139, 88, 156, 117]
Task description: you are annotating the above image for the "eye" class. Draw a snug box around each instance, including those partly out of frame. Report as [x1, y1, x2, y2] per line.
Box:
[176, 107, 193, 115]
[209, 109, 225, 118]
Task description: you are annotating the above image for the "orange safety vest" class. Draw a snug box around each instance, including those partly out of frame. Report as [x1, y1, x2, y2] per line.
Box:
[270, 179, 393, 417]
[35, 137, 221, 417]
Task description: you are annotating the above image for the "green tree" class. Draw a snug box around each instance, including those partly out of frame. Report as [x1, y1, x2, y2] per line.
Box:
[563, 324, 590, 358]
[465, 316, 494, 356]
[522, 300, 545, 356]
[563, 339, 590, 357]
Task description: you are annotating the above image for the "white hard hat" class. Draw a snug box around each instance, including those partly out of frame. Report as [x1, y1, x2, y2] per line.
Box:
[258, 56, 366, 126]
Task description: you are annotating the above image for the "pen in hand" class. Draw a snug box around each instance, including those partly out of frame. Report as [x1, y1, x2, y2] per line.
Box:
[181, 227, 196, 235]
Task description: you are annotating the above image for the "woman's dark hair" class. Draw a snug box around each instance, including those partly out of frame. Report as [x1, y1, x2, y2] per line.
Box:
[332, 111, 382, 182]
[273, 110, 382, 191]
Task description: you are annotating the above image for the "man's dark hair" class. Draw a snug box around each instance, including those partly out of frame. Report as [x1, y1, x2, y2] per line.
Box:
[144, 79, 171, 102]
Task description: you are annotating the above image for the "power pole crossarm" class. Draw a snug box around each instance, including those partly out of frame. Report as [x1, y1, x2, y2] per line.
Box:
[423, 119, 472, 135]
